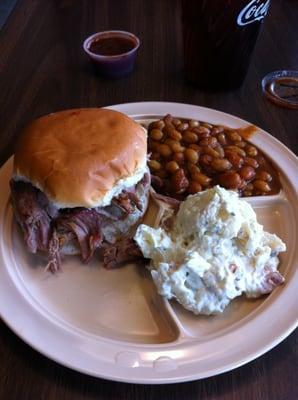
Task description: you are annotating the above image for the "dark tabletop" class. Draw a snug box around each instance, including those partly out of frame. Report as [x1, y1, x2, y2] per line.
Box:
[0, 0, 297, 399]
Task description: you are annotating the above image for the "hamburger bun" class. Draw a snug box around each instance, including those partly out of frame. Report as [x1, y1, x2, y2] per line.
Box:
[13, 108, 147, 208]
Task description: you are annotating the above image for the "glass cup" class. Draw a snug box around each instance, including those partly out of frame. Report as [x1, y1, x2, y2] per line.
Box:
[181, 0, 271, 90]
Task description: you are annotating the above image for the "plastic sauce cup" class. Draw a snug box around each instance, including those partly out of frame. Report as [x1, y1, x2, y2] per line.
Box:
[83, 30, 140, 78]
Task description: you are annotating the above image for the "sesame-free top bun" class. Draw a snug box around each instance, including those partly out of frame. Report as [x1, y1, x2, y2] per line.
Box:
[13, 108, 148, 208]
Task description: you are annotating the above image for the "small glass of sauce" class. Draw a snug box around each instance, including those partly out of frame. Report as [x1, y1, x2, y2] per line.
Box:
[83, 31, 140, 78]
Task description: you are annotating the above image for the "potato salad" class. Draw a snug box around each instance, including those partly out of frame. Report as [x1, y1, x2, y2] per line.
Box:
[134, 186, 286, 315]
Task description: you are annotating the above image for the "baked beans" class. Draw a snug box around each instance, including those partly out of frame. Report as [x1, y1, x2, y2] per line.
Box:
[148, 114, 280, 198]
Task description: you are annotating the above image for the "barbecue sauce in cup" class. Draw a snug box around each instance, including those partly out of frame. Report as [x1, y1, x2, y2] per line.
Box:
[83, 30, 140, 78]
[89, 36, 136, 56]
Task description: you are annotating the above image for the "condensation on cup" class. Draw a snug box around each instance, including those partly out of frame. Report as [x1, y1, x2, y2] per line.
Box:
[181, 0, 270, 90]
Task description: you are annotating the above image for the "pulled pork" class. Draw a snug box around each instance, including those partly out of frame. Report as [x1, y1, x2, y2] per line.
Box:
[102, 238, 143, 269]
[10, 174, 150, 272]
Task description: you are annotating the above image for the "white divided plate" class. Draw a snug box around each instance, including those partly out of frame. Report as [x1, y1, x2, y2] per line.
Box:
[0, 102, 297, 384]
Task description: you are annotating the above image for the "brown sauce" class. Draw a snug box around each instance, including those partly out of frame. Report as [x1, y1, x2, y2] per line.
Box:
[238, 125, 257, 140]
[89, 36, 136, 56]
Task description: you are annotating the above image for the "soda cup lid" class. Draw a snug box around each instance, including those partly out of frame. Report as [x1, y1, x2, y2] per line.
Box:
[262, 70, 298, 110]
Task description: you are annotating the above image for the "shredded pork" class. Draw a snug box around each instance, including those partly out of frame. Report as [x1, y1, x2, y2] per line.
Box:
[10, 174, 150, 272]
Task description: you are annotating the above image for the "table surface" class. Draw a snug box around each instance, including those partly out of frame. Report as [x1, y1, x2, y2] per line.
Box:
[0, 0, 297, 399]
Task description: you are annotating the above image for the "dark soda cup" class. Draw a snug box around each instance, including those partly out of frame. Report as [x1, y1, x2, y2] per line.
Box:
[181, 0, 270, 90]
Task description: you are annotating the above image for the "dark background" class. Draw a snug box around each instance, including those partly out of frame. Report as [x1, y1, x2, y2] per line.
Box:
[0, 1, 297, 399]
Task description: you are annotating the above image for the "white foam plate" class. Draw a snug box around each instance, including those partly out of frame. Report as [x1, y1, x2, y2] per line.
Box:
[0, 102, 297, 384]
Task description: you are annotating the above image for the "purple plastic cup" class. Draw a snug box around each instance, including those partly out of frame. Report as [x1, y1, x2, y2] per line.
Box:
[83, 30, 140, 78]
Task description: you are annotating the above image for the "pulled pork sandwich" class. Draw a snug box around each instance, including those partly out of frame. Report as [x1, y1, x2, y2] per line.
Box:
[10, 108, 150, 272]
